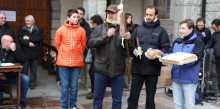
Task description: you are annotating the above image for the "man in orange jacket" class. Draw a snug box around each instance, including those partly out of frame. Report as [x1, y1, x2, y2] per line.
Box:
[54, 9, 86, 109]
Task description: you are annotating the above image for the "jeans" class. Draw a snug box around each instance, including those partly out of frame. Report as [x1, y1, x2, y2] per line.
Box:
[0, 74, 30, 101]
[93, 72, 124, 109]
[59, 66, 81, 109]
[216, 59, 220, 89]
[127, 74, 158, 109]
[22, 58, 38, 86]
[173, 81, 197, 109]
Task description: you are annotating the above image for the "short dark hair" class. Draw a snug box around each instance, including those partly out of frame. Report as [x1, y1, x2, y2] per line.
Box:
[196, 18, 205, 24]
[146, 5, 158, 15]
[90, 14, 103, 25]
[67, 9, 78, 17]
[77, 7, 85, 15]
[211, 19, 220, 26]
[180, 19, 194, 29]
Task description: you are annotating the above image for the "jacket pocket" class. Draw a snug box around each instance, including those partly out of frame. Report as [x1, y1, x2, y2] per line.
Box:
[95, 58, 108, 72]
[115, 59, 126, 73]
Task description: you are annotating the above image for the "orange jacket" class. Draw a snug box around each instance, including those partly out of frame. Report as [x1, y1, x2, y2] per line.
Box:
[54, 20, 86, 67]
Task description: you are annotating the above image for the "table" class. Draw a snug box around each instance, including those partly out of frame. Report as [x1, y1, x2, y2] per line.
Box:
[0, 63, 23, 108]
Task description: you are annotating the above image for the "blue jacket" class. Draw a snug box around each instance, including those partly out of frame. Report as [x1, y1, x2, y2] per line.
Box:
[164, 32, 204, 83]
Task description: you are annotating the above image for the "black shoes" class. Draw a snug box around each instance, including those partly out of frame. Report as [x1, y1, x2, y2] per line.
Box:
[86, 92, 94, 99]
[20, 101, 26, 108]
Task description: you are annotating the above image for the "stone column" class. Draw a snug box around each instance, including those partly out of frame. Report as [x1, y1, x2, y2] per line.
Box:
[83, 0, 107, 22]
[170, 0, 202, 40]
[206, 0, 220, 32]
[51, 0, 61, 45]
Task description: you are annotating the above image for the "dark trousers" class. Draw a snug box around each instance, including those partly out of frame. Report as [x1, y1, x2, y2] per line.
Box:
[216, 59, 220, 89]
[22, 58, 38, 86]
[127, 74, 158, 109]
[88, 56, 95, 92]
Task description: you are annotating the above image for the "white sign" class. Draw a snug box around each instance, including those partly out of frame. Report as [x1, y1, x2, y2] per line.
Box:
[0, 10, 16, 22]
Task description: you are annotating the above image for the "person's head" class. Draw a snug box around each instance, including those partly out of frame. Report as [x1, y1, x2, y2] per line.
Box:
[145, 5, 158, 23]
[0, 12, 6, 26]
[77, 7, 85, 21]
[25, 15, 35, 28]
[67, 9, 79, 25]
[196, 18, 205, 30]
[125, 13, 134, 31]
[179, 19, 194, 38]
[1, 35, 14, 50]
[105, 4, 119, 21]
[211, 19, 220, 32]
[90, 15, 103, 28]
[125, 13, 133, 24]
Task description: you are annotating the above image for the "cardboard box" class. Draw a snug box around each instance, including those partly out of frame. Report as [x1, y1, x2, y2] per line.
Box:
[157, 66, 172, 86]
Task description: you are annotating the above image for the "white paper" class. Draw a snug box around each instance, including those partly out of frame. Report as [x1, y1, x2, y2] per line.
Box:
[1, 63, 15, 66]
[0, 10, 16, 22]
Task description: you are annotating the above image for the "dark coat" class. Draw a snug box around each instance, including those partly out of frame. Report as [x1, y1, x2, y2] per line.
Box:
[17, 24, 44, 59]
[80, 18, 91, 42]
[88, 23, 132, 77]
[0, 45, 26, 77]
[194, 26, 211, 45]
[0, 22, 16, 43]
[206, 30, 220, 59]
[131, 19, 170, 76]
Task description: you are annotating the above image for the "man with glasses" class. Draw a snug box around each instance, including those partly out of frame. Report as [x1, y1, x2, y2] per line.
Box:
[0, 12, 16, 43]
[88, 4, 132, 109]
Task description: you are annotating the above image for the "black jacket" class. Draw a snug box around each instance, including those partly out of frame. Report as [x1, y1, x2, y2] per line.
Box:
[88, 23, 132, 77]
[131, 19, 170, 76]
[0, 45, 26, 77]
[17, 24, 44, 59]
[0, 22, 16, 43]
[206, 30, 220, 59]
[194, 26, 211, 45]
[80, 18, 91, 42]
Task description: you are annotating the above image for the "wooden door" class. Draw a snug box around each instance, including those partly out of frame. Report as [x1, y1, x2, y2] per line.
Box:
[0, 0, 51, 44]
[0, 0, 51, 65]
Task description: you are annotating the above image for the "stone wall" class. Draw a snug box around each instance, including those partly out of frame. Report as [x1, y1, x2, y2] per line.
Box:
[170, 0, 202, 40]
[50, 0, 61, 45]
[206, 0, 220, 32]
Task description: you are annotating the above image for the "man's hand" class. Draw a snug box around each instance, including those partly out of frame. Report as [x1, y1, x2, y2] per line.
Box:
[0, 73, 7, 80]
[107, 28, 115, 37]
[23, 36, 30, 40]
[9, 42, 16, 51]
[124, 32, 131, 39]
[29, 42, 35, 47]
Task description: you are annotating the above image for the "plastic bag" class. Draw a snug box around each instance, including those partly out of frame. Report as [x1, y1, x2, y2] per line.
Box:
[85, 49, 92, 64]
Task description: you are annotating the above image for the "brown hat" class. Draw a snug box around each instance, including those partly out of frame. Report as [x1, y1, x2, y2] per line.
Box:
[105, 4, 119, 13]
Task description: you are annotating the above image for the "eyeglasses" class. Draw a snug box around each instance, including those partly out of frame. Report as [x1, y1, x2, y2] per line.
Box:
[0, 17, 6, 19]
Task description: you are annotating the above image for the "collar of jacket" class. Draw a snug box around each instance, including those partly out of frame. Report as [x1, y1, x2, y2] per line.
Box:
[80, 18, 87, 26]
[64, 20, 80, 28]
[176, 32, 197, 44]
[143, 18, 160, 28]
[0, 22, 9, 29]
[22, 24, 38, 31]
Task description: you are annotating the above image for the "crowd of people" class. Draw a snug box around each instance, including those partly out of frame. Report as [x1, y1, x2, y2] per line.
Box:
[0, 4, 220, 109]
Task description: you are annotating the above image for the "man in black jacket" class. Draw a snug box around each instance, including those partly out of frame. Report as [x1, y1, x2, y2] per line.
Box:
[17, 15, 44, 89]
[194, 18, 211, 45]
[0, 35, 29, 108]
[206, 19, 220, 94]
[127, 6, 170, 109]
[0, 12, 16, 43]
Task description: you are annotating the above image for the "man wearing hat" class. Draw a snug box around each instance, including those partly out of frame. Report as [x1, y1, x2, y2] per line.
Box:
[88, 4, 132, 109]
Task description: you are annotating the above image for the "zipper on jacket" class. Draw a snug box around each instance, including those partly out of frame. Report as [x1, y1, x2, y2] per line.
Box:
[59, 50, 63, 60]
[70, 26, 73, 66]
